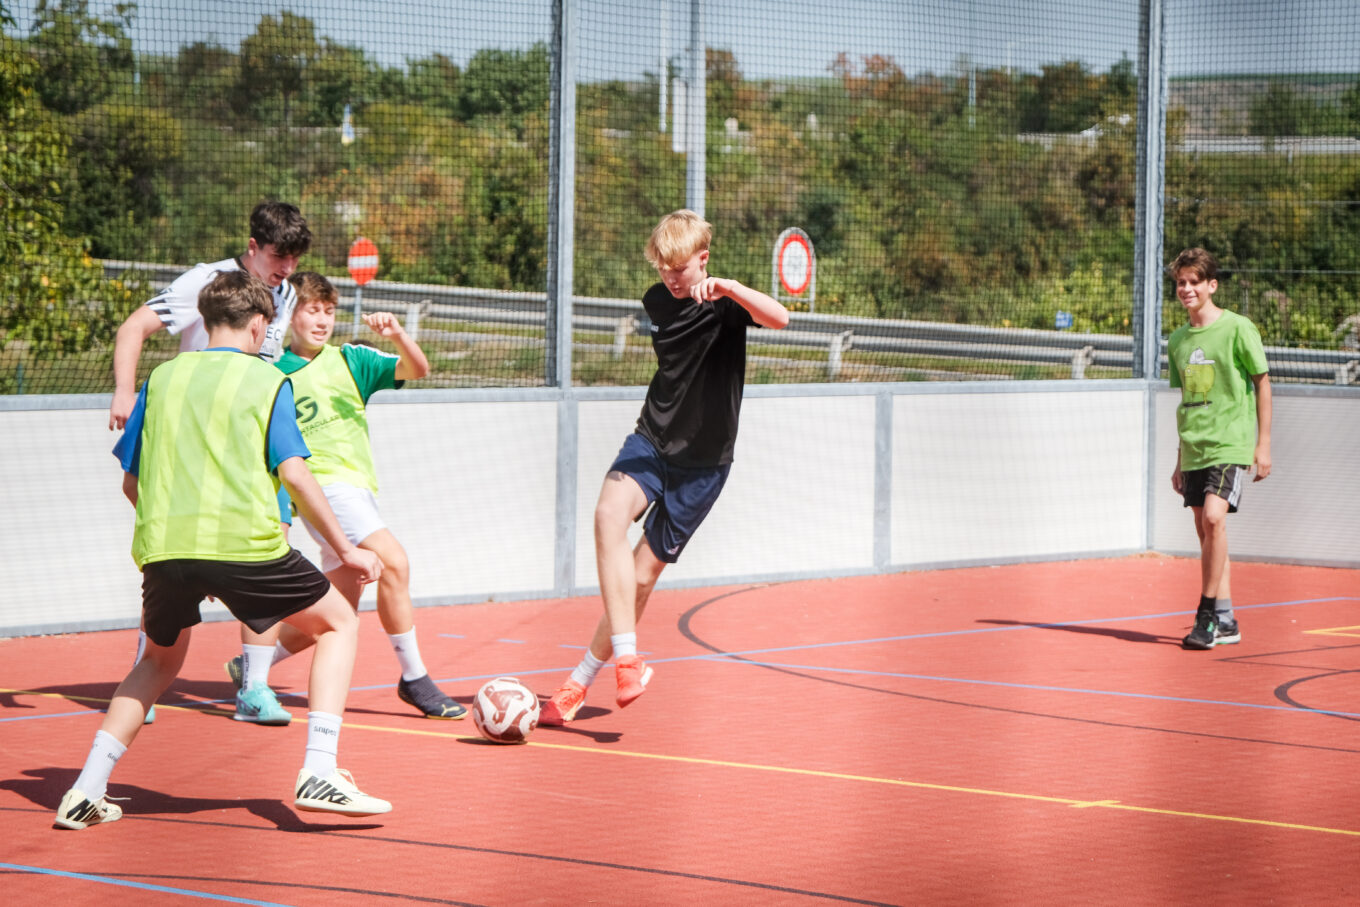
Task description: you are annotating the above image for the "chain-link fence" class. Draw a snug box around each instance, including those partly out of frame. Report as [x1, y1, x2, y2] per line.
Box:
[4, 1, 1359, 392]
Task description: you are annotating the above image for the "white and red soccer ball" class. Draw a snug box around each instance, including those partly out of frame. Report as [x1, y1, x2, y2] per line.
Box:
[471, 676, 540, 744]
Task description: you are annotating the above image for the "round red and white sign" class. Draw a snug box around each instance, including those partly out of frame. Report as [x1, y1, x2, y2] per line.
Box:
[777, 231, 812, 296]
[347, 237, 379, 286]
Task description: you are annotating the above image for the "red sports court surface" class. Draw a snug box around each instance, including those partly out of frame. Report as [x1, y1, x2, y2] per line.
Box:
[3, 555, 1359, 905]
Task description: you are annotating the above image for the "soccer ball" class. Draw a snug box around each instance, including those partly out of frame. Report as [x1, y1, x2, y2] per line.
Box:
[471, 677, 540, 744]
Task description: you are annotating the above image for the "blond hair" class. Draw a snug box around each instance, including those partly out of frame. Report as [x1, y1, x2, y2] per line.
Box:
[645, 209, 712, 270]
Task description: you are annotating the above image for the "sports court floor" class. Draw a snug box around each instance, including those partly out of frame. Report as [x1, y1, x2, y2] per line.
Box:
[3, 555, 1359, 905]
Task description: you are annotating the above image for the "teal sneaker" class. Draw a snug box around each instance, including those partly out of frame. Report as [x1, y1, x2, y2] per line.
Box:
[143, 704, 155, 724]
[233, 686, 292, 725]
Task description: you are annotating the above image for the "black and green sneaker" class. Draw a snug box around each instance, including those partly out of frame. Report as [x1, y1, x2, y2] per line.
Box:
[1182, 609, 1218, 650]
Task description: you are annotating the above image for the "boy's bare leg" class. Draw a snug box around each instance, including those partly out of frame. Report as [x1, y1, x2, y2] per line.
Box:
[1194, 495, 1231, 599]
[594, 472, 650, 639]
[282, 588, 359, 716]
[362, 529, 413, 634]
[585, 538, 668, 661]
[104, 630, 191, 745]
[281, 587, 391, 816]
[56, 629, 192, 828]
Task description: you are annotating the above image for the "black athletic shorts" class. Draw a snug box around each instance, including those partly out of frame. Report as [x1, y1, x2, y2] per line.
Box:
[140, 549, 330, 647]
[1180, 464, 1246, 513]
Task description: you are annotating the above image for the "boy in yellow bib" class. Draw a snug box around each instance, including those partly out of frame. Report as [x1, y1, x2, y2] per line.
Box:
[57, 271, 391, 830]
[226, 272, 464, 719]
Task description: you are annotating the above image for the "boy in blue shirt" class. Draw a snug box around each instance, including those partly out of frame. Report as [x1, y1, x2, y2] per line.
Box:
[56, 271, 392, 829]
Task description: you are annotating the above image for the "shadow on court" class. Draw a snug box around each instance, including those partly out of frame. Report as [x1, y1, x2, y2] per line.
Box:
[978, 618, 1181, 645]
[0, 678, 267, 716]
[1, 768, 383, 832]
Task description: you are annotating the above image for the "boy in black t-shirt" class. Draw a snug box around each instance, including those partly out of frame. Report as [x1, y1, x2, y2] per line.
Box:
[540, 210, 789, 724]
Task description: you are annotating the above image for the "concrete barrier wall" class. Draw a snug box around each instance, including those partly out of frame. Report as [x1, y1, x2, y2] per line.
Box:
[2, 381, 1350, 638]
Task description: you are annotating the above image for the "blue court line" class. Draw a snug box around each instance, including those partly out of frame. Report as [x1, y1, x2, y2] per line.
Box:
[7, 597, 1354, 722]
[699, 658, 1360, 720]
[674, 596, 1360, 662]
[0, 862, 291, 905]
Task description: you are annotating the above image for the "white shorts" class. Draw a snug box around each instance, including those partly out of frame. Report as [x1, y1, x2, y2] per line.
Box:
[300, 484, 387, 573]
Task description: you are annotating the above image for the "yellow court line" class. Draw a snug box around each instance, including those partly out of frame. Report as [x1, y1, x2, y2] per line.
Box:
[341, 720, 1360, 839]
[1303, 626, 1360, 638]
[11, 688, 1360, 839]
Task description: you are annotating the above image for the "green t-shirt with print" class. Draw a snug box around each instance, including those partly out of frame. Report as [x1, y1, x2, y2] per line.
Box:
[1167, 309, 1268, 471]
[276, 342, 401, 492]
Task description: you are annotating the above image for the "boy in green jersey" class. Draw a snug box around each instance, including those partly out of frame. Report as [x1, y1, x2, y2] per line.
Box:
[57, 271, 392, 830]
[225, 272, 465, 719]
[1167, 248, 1272, 650]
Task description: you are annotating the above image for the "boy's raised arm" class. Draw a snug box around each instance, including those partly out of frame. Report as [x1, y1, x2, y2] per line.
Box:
[691, 276, 790, 329]
[363, 312, 429, 380]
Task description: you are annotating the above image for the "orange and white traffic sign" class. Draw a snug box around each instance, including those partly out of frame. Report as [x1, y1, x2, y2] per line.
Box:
[347, 237, 379, 286]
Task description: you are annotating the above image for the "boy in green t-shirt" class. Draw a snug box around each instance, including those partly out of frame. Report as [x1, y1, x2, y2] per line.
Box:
[226, 272, 465, 719]
[1166, 248, 1272, 650]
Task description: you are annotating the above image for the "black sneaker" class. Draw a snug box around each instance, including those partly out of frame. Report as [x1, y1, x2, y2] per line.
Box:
[1182, 610, 1218, 650]
[1214, 619, 1241, 645]
[396, 674, 466, 719]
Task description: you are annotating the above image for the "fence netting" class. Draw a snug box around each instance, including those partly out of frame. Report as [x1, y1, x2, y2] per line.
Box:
[1164, 0, 1360, 384]
[4, 1, 1359, 391]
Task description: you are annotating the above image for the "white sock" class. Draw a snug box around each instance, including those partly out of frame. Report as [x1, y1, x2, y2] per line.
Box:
[303, 711, 342, 776]
[610, 632, 638, 659]
[273, 642, 296, 665]
[569, 650, 608, 688]
[387, 628, 427, 682]
[133, 631, 148, 665]
[241, 645, 274, 691]
[74, 730, 126, 801]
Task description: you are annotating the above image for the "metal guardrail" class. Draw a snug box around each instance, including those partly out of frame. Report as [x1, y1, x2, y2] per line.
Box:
[103, 261, 1360, 384]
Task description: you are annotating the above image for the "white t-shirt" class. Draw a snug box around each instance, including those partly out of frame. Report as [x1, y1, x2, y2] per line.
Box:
[145, 257, 297, 361]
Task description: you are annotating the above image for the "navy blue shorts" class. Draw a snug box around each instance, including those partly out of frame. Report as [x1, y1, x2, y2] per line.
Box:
[609, 433, 731, 564]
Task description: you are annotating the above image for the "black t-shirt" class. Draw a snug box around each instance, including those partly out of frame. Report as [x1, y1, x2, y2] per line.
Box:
[635, 282, 758, 468]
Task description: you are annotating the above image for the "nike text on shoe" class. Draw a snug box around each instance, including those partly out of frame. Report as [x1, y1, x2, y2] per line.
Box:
[294, 768, 392, 817]
[539, 679, 587, 726]
[396, 674, 467, 719]
[1182, 610, 1218, 650]
[54, 788, 123, 830]
[234, 685, 293, 725]
[615, 655, 653, 708]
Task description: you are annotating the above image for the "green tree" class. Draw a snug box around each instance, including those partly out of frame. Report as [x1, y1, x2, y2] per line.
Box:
[2, 1, 137, 379]
[64, 100, 183, 257]
[26, 0, 134, 115]
[456, 43, 550, 128]
[303, 38, 377, 126]
[237, 11, 319, 127]
[172, 41, 238, 123]
[1018, 60, 1100, 133]
[404, 53, 461, 116]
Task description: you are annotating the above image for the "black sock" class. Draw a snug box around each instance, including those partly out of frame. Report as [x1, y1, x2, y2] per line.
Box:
[1199, 594, 1215, 616]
